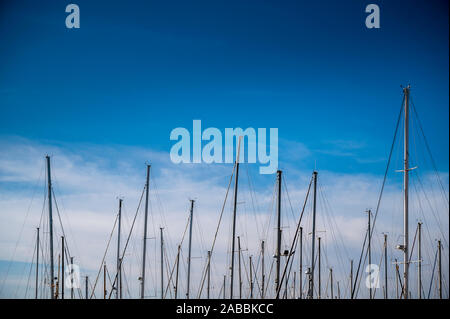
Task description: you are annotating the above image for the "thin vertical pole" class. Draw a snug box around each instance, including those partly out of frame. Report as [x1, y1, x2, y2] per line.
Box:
[330, 268, 333, 299]
[249, 256, 253, 299]
[140, 164, 151, 299]
[46, 155, 55, 299]
[116, 199, 122, 299]
[70, 257, 74, 299]
[261, 240, 265, 298]
[350, 259, 353, 298]
[299, 227, 303, 299]
[403, 85, 410, 299]
[61, 236, 65, 299]
[318, 236, 321, 299]
[230, 136, 242, 299]
[418, 223, 422, 299]
[438, 240, 442, 299]
[160, 227, 164, 299]
[367, 209, 372, 299]
[35, 228, 39, 299]
[308, 171, 318, 299]
[174, 245, 181, 299]
[384, 234, 388, 299]
[85, 276, 88, 300]
[238, 236, 242, 299]
[187, 200, 194, 299]
[207, 251, 211, 299]
[275, 170, 282, 294]
[57, 255, 60, 298]
[103, 263, 106, 299]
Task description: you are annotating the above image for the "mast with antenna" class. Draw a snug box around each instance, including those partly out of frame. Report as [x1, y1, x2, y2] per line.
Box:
[140, 164, 151, 299]
[230, 136, 242, 299]
[402, 85, 410, 299]
[46, 155, 55, 300]
[186, 199, 194, 298]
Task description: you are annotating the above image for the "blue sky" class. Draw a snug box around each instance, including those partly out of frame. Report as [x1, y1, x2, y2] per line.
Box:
[0, 0, 448, 175]
[0, 1, 449, 299]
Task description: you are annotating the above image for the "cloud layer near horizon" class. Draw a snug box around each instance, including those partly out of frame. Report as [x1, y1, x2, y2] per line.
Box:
[0, 136, 448, 299]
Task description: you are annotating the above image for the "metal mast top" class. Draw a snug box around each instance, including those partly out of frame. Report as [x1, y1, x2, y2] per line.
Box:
[140, 164, 151, 299]
[46, 155, 55, 299]
[403, 85, 410, 299]
[186, 199, 194, 298]
[308, 171, 318, 299]
[230, 136, 242, 299]
[275, 170, 282, 294]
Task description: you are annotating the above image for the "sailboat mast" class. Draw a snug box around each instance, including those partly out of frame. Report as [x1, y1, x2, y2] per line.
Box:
[174, 244, 181, 299]
[384, 234, 388, 299]
[418, 222, 422, 299]
[402, 85, 410, 299]
[35, 227, 39, 299]
[275, 170, 282, 294]
[61, 236, 65, 299]
[160, 227, 164, 299]
[238, 236, 242, 299]
[318, 236, 321, 299]
[140, 164, 151, 299]
[116, 199, 122, 299]
[261, 240, 265, 298]
[438, 240, 442, 299]
[367, 209, 372, 299]
[186, 199, 194, 298]
[230, 136, 242, 299]
[45, 155, 55, 299]
[299, 227, 303, 299]
[249, 255, 253, 299]
[308, 171, 318, 299]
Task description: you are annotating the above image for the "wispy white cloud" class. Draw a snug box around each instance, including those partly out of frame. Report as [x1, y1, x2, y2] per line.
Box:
[0, 136, 447, 299]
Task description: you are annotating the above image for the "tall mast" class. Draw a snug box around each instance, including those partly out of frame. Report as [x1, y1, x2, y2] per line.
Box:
[367, 209, 372, 299]
[238, 236, 242, 299]
[174, 244, 181, 299]
[299, 227, 303, 299]
[318, 236, 321, 299]
[438, 240, 442, 299]
[46, 155, 55, 299]
[249, 255, 253, 299]
[140, 164, 151, 299]
[330, 268, 333, 299]
[186, 199, 194, 298]
[308, 171, 318, 299]
[261, 240, 265, 298]
[116, 199, 122, 299]
[384, 234, 388, 299]
[61, 236, 65, 299]
[417, 223, 422, 299]
[275, 170, 282, 294]
[70, 257, 74, 299]
[160, 227, 164, 299]
[35, 227, 39, 299]
[402, 85, 410, 299]
[230, 136, 242, 299]
[103, 263, 106, 299]
[85, 276, 88, 299]
[350, 259, 353, 298]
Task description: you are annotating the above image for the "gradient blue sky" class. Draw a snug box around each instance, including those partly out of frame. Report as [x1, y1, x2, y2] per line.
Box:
[0, 0, 448, 174]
